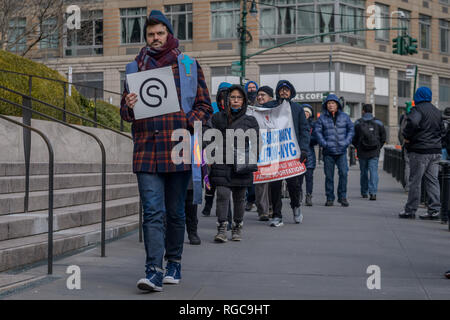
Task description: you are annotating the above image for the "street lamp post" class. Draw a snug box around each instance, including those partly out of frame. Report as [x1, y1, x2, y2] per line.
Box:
[239, 0, 248, 86]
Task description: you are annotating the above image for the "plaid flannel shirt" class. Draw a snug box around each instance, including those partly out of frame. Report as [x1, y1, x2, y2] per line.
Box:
[120, 60, 212, 173]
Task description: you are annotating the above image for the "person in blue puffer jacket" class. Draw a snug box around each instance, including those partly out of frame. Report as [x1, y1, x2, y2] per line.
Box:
[314, 94, 354, 207]
[299, 104, 317, 207]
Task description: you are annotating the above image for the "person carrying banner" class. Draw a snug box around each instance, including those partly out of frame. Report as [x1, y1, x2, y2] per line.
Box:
[265, 80, 310, 227]
[206, 85, 260, 242]
[299, 104, 317, 206]
[254, 86, 275, 221]
[120, 10, 212, 292]
[314, 94, 354, 207]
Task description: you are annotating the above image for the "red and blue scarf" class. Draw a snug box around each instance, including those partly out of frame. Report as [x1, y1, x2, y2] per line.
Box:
[135, 33, 181, 71]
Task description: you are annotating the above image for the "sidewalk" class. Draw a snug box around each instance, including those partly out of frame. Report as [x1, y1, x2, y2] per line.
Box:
[1, 165, 450, 300]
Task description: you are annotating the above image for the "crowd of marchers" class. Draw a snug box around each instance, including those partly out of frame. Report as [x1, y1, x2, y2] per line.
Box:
[120, 10, 450, 292]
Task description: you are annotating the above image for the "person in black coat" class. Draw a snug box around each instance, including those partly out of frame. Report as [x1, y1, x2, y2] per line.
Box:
[399, 87, 443, 220]
[206, 85, 259, 242]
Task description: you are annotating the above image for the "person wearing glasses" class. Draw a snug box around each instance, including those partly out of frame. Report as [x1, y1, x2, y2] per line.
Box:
[206, 85, 260, 242]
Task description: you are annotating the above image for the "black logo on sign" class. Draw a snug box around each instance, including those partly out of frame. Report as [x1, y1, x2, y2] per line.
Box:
[139, 78, 168, 108]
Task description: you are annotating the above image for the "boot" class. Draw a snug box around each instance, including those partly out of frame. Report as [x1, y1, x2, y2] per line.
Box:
[202, 195, 213, 217]
[293, 206, 303, 224]
[305, 193, 312, 206]
[188, 231, 201, 245]
[214, 222, 228, 243]
[231, 222, 243, 241]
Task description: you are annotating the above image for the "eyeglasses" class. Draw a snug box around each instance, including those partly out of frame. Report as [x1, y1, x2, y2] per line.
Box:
[230, 96, 244, 100]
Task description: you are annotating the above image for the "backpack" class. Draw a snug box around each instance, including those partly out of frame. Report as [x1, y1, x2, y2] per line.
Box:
[359, 119, 380, 151]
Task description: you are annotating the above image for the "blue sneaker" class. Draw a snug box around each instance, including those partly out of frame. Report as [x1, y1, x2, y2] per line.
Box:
[163, 261, 181, 284]
[137, 267, 163, 292]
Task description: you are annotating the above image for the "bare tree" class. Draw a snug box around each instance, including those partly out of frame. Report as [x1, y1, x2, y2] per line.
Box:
[0, 0, 65, 56]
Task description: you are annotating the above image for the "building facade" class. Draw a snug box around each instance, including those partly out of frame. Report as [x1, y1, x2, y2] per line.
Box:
[9, 0, 450, 143]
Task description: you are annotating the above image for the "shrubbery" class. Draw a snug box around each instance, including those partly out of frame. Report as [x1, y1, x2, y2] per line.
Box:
[0, 50, 130, 132]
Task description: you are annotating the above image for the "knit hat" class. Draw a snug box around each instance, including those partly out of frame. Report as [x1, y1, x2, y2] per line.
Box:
[148, 10, 174, 35]
[257, 86, 274, 98]
[303, 105, 313, 117]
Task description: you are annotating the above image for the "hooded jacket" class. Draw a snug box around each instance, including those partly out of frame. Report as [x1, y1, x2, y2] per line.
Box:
[206, 85, 260, 188]
[301, 104, 317, 169]
[403, 87, 442, 154]
[314, 94, 354, 156]
[352, 112, 386, 159]
[274, 80, 310, 153]
[245, 81, 259, 106]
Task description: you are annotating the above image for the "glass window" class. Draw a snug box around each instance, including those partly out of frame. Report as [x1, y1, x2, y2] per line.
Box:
[8, 17, 27, 52]
[419, 14, 431, 50]
[120, 7, 147, 44]
[72, 72, 104, 100]
[40, 18, 59, 49]
[318, 5, 335, 42]
[398, 71, 411, 98]
[164, 4, 193, 41]
[398, 9, 411, 35]
[439, 77, 450, 103]
[65, 10, 103, 56]
[440, 20, 449, 53]
[339, 3, 365, 46]
[211, 1, 240, 39]
[375, 3, 389, 41]
[297, 5, 315, 36]
[419, 74, 432, 88]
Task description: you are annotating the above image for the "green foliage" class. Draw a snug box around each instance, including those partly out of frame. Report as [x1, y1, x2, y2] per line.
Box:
[0, 50, 130, 132]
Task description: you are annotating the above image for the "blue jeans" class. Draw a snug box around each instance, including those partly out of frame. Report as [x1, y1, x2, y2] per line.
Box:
[359, 157, 379, 196]
[136, 171, 191, 271]
[323, 154, 348, 201]
[299, 169, 314, 195]
[442, 148, 449, 160]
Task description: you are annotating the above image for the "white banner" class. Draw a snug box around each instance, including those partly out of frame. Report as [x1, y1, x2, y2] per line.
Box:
[126, 66, 180, 120]
[247, 100, 306, 183]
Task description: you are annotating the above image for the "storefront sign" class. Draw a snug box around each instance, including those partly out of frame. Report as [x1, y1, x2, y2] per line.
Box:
[295, 92, 324, 101]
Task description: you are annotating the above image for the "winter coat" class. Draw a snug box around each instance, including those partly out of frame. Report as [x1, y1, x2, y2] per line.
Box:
[206, 85, 260, 188]
[305, 117, 317, 169]
[274, 80, 310, 153]
[314, 94, 355, 156]
[403, 87, 443, 154]
[352, 113, 386, 159]
[120, 50, 212, 173]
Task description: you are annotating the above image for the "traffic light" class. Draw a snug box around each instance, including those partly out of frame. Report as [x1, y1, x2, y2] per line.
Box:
[406, 36, 418, 55]
[393, 36, 406, 55]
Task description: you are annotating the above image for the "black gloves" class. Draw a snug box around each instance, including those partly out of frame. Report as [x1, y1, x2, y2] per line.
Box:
[300, 153, 307, 164]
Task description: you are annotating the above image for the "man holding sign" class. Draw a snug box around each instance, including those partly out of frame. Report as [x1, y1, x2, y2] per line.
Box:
[120, 10, 212, 292]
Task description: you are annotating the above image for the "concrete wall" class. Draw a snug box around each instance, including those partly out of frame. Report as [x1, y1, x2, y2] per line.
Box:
[0, 116, 133, 164]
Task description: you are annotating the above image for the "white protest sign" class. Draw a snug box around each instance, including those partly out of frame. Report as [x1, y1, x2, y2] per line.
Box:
[247, 100, 306, 183]
[126, 66, 180, 120]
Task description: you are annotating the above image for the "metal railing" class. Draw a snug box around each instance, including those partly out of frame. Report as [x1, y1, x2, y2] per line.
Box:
[0, 68, 126, 131]
[0, 113, 55, 274]
[0, 95, 109, 257]
[0, 83, 143, 244]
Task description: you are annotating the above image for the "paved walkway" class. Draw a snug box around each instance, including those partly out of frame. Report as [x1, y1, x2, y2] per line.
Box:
[1, 165, 450, 300]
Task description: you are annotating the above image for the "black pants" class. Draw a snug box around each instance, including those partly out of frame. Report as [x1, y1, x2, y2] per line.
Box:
[269, 176, 300, 219]
[185, 189, 198, 235]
